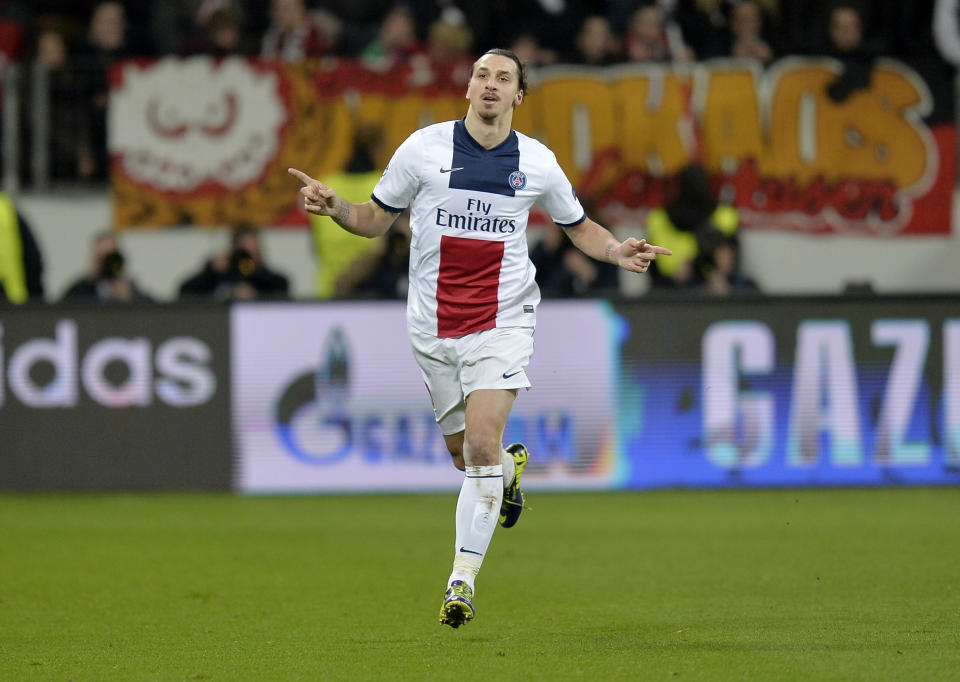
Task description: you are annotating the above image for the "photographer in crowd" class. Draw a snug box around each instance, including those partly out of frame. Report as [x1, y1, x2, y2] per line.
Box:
[61, 231, 151, 303]
[178, 223, 289, 301]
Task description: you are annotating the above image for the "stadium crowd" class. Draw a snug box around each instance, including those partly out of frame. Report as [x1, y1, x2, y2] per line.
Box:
[0, 0, 953, 304]
[1, 0, 945, 182]
[1, 0, 940, 69]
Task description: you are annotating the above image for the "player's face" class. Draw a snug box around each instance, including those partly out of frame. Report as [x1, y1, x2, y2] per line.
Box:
[466, 54, 523, 121]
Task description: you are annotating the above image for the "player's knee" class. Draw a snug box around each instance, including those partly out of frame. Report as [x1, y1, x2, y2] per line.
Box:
[463, 430, 501, 466]
[451, 453, 465, 471]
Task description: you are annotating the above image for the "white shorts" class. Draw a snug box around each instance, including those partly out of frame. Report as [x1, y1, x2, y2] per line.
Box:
[409, 326, 535, 435]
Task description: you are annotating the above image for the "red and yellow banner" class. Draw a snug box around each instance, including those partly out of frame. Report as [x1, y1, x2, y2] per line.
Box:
[110, 56, 953, 235]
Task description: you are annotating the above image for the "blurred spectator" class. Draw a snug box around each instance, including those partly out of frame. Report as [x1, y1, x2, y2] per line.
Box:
[828, 4, 867, 53]
[260, 0, 340, 61]
[36, 26, 68, 69]
[178, 224, 289, 301]
[75, 1, 140, 182]
[484, 3, 584, 58]
[821, 4, 881, 102]
[333, 213, 411, 299]
[669, 0, 722, 58]
[425, 14, 473, 64]
[694, 227, 757, 296]
[34, 26, 87, 181]
[310, 124, 385, 299]
[567, 15, 621, 65]
[530, 224, 619, 298]
[148, 0, 206, 56]
[83, 1, 150, 54]
[645, 163, 738, 289]
[61, 231, 151, 303]
[183, 5, 250, 57]
[361, 4, 422, 67]
[624, 4, 693, 64]
[309, 0, 387, 55]
[508, 32, 558, 68]
[792, 1, 893, 56]
[708, 0, 777, 64]
[609, 0, 716, 57]
[0, 191, 44, 304]
[408, 1, 495, 56]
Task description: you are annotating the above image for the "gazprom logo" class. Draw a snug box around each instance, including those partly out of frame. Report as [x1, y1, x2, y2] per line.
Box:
[508, 170, 526, 190]
[274, 327, 352, 464]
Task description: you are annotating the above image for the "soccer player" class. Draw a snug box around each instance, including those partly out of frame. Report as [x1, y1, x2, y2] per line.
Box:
[289, 48, 671, 629]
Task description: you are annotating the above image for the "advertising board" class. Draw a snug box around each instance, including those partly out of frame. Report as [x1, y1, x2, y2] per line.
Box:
[0, 306, 231, 490]
[231, 301, 619, 492]
[617, 296, 960, 487]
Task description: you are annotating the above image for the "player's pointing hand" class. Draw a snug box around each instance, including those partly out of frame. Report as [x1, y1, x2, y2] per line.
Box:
[616, 238, 673, 274]
[288, 167, 342, 217]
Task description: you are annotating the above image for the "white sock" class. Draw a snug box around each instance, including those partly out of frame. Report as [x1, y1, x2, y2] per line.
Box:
[449, 464, 503, 591]
[500, 448, 516, 489]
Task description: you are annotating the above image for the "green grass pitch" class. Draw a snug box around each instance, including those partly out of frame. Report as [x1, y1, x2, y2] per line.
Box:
[1, 488, 958, 680]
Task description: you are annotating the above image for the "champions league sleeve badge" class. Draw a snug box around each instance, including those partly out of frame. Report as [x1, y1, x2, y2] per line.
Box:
[508, 170, 527, 190]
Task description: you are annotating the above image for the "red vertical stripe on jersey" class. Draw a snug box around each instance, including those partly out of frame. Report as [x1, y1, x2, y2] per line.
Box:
[436, 235, 504, 338]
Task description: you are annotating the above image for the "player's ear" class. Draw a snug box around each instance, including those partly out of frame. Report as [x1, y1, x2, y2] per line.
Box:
[514, 90, 524, 107]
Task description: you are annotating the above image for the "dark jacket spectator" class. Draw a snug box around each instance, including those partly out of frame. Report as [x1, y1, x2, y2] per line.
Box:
[530, 224, 619, 298]
[822, 4, 882, 102]
[179, 225, 289, 301]
[332, 213, 410, 300]
[74, 1, 149, 182]
[61, 231, 152, 303]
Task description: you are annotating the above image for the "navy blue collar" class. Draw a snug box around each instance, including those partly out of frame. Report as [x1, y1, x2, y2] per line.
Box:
[448, 118, 522, 197]
[455, 118, 517, 154]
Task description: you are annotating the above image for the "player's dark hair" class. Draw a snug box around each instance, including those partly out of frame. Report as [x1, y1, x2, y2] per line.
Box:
[473, 48, 528, 96]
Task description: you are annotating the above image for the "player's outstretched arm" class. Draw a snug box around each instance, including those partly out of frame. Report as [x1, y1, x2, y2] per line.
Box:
[564, 218, 672, 274]
[288, 167, 396, 238]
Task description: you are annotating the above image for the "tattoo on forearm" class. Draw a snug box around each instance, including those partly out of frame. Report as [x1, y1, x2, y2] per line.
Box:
[605, 243, 616, 263]
[334, 198, 351, 225]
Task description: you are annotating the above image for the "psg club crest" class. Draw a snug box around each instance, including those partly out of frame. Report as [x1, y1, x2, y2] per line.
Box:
[508, 170, 526, 190]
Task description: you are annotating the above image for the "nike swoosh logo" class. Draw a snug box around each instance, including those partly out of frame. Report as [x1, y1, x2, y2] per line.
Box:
[459, 547, 483, 556]
[440, 167, 464, 173]
[502, 370, 522, 379]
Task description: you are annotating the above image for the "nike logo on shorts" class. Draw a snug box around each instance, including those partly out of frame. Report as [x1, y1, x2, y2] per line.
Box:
[502, 370, 522, 379]
[440, 167, 464, 173]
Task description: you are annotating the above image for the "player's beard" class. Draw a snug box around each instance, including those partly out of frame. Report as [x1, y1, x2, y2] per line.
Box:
[475, 100, 513, 124]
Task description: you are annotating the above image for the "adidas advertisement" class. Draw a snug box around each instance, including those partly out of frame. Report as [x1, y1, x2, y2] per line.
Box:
[0, 307, 231, 490]
[231, 301, 620, 493]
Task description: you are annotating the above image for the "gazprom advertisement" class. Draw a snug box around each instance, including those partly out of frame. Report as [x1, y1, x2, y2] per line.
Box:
[230, 297, 960, 493]
[620, 297, 960, 488]
[231, 301, 621, 493]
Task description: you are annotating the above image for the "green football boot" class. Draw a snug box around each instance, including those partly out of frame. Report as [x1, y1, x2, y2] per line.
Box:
[439, 580, 475, 629]
[499, 443, 529, 528]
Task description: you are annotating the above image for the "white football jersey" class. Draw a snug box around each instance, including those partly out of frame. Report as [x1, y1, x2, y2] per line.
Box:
[372, 119, 585, 338]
